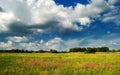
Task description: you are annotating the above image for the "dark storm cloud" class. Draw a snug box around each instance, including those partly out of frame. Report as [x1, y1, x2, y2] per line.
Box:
[9, 22, 33, 35]
[0, 20, 73, 39]
[0, 22, 35, 39]
[0, 7, 4, 12]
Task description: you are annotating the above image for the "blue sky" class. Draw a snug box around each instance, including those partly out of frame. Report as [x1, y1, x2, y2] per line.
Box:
[54, 0, 89, 6]
[0, 0, 120, 50]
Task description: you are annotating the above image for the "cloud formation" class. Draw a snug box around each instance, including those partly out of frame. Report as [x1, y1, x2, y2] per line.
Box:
[0, 0, 112, 34]
[0, 0, 119, 50]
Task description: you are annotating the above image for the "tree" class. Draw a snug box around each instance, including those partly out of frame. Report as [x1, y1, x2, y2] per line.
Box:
[110, 49, 116, 52]
[96, 47, 109, 52]
[101, 47, 109, 52]
[85, 47, 96, 53]
[118, 49, 120, 52]
[69, 48, 86, 52]
[50, 49, 58, 53]
[38, 50, 46, 53]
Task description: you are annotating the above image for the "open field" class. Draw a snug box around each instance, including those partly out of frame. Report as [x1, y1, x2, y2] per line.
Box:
[0, 52, 120, 75]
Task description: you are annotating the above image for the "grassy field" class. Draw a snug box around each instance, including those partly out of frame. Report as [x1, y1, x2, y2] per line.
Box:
[0, 52, 120, 75]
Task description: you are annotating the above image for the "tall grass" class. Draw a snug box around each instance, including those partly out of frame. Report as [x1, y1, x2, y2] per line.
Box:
[0, 53, 120, 75]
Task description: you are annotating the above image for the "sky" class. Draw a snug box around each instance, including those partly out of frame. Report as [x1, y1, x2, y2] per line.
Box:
[0, 0, 120, 51]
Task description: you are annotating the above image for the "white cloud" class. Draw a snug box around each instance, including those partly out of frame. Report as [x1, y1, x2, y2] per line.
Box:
[18, 42, 39, 50]
[86, 38, 120, 49]
[102, 9, 120, 25]
[0, 41, 13, 50]
[103, 16, 116, 22]
[44, 37, 65, 50]
[78, 17, 91, 25]
[0, 0, 112, 33]
[0, 0, 32, 24]
[0, 12, 16, 32]
[75, 0, 110, 18]
[108, 0, 120, 5]
[101, 0, 120, 25]
[7, 36, 28, 43]
[38, 37, 83, 50]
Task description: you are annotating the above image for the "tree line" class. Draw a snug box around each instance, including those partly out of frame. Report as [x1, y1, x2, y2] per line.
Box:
[0, 47, 120, 53]
[69, 47, 110, 53]
[0, 49, 67, 53]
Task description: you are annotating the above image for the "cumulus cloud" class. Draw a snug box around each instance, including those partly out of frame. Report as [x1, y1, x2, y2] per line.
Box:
[0, 0, 112, 35]
[43, 37, 65, 50]
[0, 0, 32, 24]
[0, 12, 16, 32]
[0, 41, 13, 50]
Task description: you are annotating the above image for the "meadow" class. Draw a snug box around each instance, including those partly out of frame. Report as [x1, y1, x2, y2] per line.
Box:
[0, 52, 120, 75]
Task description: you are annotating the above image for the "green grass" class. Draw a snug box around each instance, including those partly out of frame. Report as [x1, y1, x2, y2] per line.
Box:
[0, 52, 120, 75]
